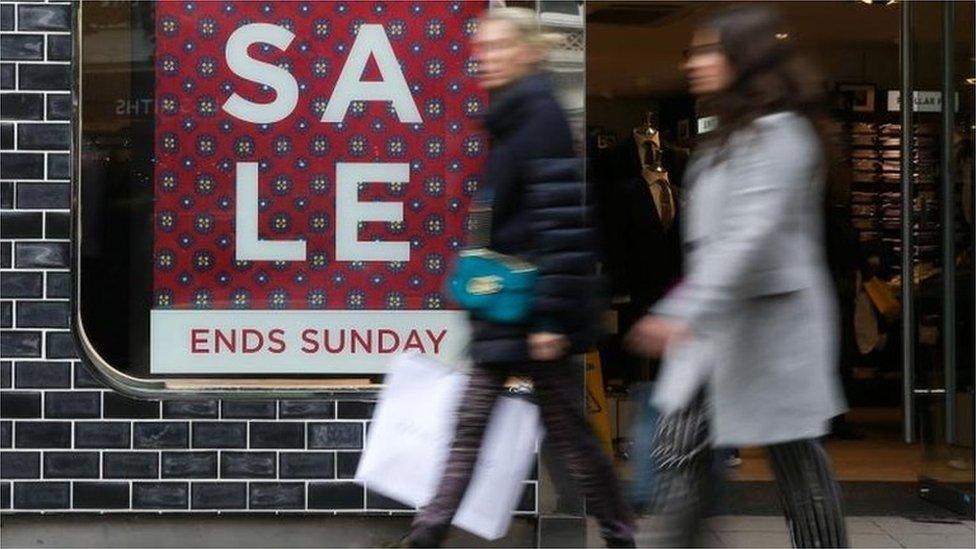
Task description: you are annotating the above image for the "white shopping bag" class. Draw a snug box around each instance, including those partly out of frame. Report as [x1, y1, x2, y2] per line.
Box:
[355, 352, 541, 541]
[452, 392, 540, 540]
[355, 352, 466, 505]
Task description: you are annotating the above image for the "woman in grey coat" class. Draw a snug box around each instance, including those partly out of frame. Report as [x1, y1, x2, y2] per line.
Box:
[627, 5, 848, 547]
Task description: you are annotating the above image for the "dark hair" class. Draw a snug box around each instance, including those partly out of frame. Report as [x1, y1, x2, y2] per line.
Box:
[701, 5, 826, 144]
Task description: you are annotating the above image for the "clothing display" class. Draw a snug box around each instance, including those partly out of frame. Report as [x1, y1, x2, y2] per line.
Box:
[846, 120, 942, 279]
[852, 149, 880, 159]
[592, 116, 683, 313]
[589, 114, 685, 387]
[854, 287, 884, 355]
[634, 117, 679, 231]
[643, 166, 677, 230]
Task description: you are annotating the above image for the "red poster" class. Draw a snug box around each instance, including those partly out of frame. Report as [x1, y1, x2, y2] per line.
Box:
[151, 1, 487, 373]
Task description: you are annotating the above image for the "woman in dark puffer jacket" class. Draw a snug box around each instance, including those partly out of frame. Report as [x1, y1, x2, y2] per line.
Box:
[405, 8, 635, 548]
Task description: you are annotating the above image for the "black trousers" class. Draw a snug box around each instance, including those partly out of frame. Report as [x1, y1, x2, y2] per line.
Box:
[410, 360, 635, 546]
[649, 401, 848, 548]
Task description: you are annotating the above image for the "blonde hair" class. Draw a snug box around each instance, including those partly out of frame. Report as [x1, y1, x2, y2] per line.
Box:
[481, 7, 565, 52]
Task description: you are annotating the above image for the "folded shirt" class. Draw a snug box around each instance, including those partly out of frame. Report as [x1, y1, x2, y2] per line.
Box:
[852, 204, 878, 216]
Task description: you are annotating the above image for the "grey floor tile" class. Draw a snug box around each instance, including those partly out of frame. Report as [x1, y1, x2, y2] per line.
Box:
[946, 534, 976, 547]
[610, 515, 974, 548]
[707, 515, 788, 532]
[715, 531, 792, 548]
[873, 517, 973, 535]
[895, 533, 976, 548]
[850, 533, 901, 548]
[695, 532, 725, 547]
[846, 517, 888, 535]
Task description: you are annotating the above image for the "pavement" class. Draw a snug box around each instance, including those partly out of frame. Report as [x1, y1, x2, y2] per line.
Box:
[586, 515, 976, 548]
[1, 513, 973, 547]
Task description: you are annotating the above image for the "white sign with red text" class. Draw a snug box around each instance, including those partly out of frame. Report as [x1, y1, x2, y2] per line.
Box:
[150, 310, 470, 374]
[150, 2, 486, 375]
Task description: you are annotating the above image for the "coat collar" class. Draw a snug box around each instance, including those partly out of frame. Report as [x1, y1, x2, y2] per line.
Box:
[483, 72, 552, 137]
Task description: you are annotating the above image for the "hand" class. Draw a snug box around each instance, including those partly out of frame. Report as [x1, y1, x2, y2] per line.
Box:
[528, 332, 569, 362]
[625, 315, 690, 358]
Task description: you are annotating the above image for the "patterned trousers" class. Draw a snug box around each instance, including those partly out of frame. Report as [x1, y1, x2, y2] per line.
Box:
[410, 360, 635, 546]
[648, 399, 848, 548]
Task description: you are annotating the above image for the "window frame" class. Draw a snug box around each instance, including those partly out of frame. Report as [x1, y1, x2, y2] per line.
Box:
[70, 2, 386, 400]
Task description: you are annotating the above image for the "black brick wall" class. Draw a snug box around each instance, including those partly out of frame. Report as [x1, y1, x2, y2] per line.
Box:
[0, 0, 539, 515]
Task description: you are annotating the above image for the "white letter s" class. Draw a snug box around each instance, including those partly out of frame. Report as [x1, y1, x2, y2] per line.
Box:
[222, 23, 299, 124]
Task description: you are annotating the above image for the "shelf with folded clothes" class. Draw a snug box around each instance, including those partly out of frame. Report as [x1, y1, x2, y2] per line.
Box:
[873, 171, 942, 185]
[885, 247, 942, 263]
[878, 136, 938, 149]
[842, 113, 945, 290]
[852, 149, 881, 159]
[877, 122, 939, 137]
[850, 172, 939, 186]
[850, 150, 936, 162]
[851, 134, 879, 147]
[878, 216, 942, 229]
[852, 204, 879, 217]
[852, 191, 878, 203]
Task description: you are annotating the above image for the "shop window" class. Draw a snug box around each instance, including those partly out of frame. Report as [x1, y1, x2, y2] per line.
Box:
[75, 1, 491, 397]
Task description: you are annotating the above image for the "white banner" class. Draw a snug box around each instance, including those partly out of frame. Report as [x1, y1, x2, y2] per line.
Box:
[150, 310, 470, 374]
[886, 90, 960, 113]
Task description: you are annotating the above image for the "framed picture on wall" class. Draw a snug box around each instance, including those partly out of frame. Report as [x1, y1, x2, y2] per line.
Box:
[837, 83, 876, 113]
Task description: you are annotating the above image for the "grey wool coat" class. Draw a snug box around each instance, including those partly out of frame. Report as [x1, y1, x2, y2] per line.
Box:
[653, 111, 846, 446]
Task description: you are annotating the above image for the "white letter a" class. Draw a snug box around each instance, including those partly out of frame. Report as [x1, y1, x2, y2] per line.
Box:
[322, 24, 422, 123]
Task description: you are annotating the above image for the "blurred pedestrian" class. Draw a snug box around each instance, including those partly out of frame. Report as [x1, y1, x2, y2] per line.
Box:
[627, 5, 849, 547]
[404, 8, 635, 548]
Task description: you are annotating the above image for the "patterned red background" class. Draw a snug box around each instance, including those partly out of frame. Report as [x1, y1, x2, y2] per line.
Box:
[153, 0, 487, 311]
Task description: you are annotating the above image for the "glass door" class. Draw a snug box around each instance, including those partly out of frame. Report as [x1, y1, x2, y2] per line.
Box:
[903, 0, 975, 516]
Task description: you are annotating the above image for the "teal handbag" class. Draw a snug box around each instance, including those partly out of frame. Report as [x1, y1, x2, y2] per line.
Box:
[447, 192, 538, 324]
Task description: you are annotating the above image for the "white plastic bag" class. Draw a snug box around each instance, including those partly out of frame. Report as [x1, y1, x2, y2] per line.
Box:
[355, 352, 541, 540]
[452, 392, 540, 540]
[355, 352, 466, 505]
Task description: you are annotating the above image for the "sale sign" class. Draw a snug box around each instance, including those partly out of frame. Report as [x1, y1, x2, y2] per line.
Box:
[151, 1, 487, 374]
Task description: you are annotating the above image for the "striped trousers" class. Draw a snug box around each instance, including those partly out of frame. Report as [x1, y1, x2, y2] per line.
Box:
[409, 360, 635, 547]
[648, 400, 848, 548]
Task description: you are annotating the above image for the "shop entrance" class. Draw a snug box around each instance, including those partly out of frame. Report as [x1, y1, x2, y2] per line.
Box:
[584, 0, 973, 513]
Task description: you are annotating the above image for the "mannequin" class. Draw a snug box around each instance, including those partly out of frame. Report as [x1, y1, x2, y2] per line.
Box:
[596, 111, 684, 310]
[633, 117, 677, 231]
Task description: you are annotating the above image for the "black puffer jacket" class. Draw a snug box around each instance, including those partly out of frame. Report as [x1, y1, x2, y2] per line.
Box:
[469, 73, 602, 364]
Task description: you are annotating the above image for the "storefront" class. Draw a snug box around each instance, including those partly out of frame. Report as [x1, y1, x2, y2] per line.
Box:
[3, 0, 585, 536]
[585, 0, 974, 516]
[0, 0, 971, 535]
